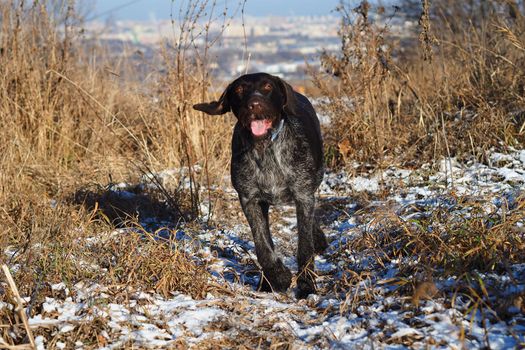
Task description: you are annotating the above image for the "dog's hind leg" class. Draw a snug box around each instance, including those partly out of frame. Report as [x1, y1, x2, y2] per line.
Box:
[294, 194, 317, 299]
[240, 198, 292, 292]
[313, 223, 328, 254]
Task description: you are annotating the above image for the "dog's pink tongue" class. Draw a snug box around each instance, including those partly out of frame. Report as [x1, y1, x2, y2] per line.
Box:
[250, 119, 272, 136]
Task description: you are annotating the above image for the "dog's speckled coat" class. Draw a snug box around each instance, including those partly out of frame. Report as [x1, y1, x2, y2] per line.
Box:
[194, 73, 327, 298]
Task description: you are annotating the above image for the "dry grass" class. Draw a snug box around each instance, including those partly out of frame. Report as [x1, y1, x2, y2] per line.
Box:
[0, 1, 234, 346]
[314, 0, 525, 169]
[0, 0, 233, 289]
[327, 193, 525, 321]
[353, 195, 525, 275]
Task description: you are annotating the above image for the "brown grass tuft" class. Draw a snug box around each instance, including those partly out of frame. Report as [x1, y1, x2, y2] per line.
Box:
[352, 195, 525, 275]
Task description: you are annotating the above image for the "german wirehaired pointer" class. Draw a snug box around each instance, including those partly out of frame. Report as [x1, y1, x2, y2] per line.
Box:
[193, 72, 327, 298]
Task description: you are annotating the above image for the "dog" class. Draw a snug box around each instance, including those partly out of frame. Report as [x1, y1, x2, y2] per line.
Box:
[193, 72, 328, 298]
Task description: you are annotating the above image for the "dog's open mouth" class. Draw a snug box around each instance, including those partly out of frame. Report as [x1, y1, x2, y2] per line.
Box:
[250, 119, 273, 137]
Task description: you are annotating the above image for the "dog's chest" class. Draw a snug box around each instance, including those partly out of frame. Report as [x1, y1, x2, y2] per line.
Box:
[244, 145, 294, 203]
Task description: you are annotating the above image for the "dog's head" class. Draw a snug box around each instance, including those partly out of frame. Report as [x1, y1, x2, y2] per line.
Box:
[193, 73, 297, 139]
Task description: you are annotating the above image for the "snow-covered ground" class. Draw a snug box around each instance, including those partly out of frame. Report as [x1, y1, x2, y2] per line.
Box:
[3, 149, 525, 349]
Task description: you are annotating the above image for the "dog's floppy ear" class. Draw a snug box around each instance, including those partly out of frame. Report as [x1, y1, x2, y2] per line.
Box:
[193, 85, 231, 115]
[276, 77, 298, 116]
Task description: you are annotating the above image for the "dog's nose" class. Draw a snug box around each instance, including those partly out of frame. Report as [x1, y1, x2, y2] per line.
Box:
[248, 100, 260, 111]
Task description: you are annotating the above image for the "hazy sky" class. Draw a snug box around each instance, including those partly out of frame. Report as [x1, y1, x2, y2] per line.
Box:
[93, 0, 343, 21]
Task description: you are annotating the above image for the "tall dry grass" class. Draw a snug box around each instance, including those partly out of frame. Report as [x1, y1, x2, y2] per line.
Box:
[314, 0, 525, 170]
[0, 0, 238, 300]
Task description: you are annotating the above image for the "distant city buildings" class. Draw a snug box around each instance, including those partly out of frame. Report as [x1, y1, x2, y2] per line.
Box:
[84, 14, 414, 81]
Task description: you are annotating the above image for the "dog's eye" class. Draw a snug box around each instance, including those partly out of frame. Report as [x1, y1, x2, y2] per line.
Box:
[262, 83, 272, 92]
[235, 86, 244, 96]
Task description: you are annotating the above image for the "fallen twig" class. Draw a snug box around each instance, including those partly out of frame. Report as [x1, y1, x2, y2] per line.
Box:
[1, 265, 35, 350]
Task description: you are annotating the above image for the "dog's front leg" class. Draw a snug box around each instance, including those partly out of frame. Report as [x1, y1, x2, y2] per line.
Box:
[240, 197, 292, 292]
[294, 193, 316, 299]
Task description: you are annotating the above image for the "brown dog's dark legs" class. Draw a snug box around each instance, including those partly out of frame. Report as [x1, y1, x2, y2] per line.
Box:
[240, 198, 292, 292]
[294, 194, 317, 299]
[259, 201, 275, 250]
[313, 222, 328, 254]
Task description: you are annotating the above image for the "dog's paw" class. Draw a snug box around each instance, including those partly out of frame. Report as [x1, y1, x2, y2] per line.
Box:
[258, 264, 292, 293]
[296, 276, 316, 299]
[257, 277, 274, 292]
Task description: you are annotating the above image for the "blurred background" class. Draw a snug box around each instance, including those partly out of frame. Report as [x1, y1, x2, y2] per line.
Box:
[86, 0, 342, 82]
